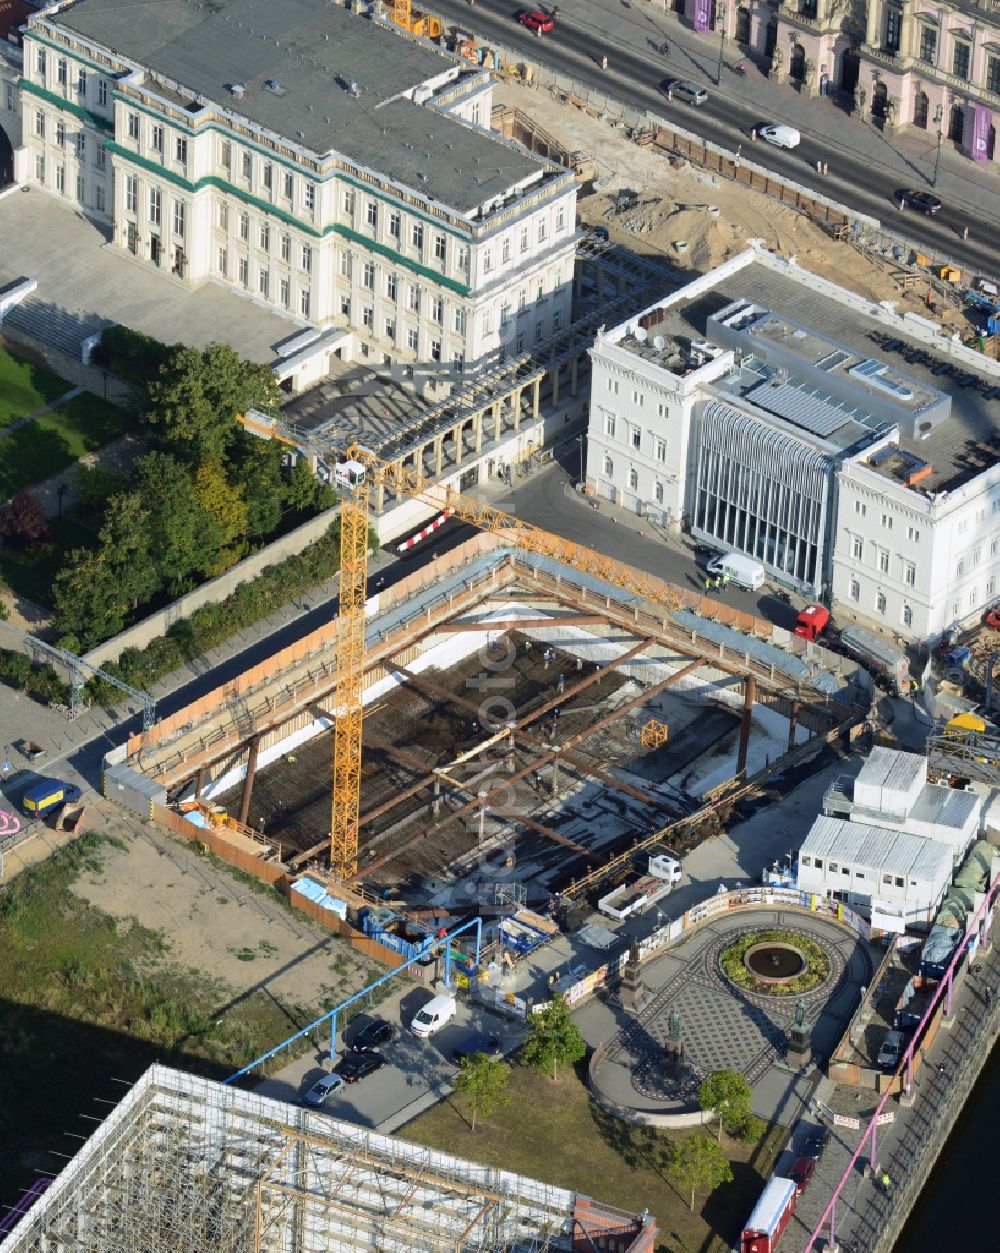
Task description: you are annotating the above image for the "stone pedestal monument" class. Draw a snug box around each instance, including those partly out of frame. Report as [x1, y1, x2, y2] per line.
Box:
[787, 997, 811, 1067]
[663, 1009, 685, 1071]
[618, 940, 648, 1013]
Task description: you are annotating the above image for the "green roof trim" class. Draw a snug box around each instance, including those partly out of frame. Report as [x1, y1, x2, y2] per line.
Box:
[19, 77, 114, 135]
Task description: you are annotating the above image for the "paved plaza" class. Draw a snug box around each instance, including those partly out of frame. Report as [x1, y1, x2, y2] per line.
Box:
[0, 191, 301, 363]
[582, 907, 876, 1128]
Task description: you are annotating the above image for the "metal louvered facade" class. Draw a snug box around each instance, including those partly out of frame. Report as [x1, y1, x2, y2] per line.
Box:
[693, 400, 835, 591]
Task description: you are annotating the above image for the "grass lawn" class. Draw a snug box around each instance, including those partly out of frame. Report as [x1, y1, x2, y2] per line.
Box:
[0, 345, 70, 430]
[0, 389, 129, 497]
[0, 833, 312, 1211]
[402, 1061, 783, 1253]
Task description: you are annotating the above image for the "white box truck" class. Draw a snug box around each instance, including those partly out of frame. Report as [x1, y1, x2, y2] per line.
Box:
[708, 552, 766, 591]
[598, 853, 682, 921]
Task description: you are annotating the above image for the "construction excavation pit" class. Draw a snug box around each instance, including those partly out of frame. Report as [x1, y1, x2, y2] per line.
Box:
[107, 533, 850, 926]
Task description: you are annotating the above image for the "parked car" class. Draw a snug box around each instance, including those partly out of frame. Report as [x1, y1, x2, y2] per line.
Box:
[335, 1051, 385, 1083]
[789, 1155, 816, 1196]
[351, 1018, 394, 1053]
[984, 607, 1000, 630]
[759, 124, 801, 149]
[518, 10, 555, 33]
[302, 1072, 346, 1107]
[452, 1031, 502, 1064]
[897, 189, 942, 215]
[410, 992, 457, 1038]
[877, 1028, 906, 1071]
[802, 1126, 829, 1158]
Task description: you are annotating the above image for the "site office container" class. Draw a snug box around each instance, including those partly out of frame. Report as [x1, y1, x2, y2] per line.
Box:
[793, 605, 830, 641]
[22, 778, 81, 817]
[741, 1177, 797, 1253]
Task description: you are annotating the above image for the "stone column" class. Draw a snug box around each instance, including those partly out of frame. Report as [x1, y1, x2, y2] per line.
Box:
[474, 409, 484, 455]
[551, 362, 561, 407]
[434, 436, 444, 477]
[453, 423, 464, 468]
[531, 376, 541, 421]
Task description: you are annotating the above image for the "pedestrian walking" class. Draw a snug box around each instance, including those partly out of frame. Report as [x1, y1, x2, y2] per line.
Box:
[704, 577, 711, 592]
[601, 55, 608, 70]
[962, 225, 969, 240]
[576, 656, 583, 671]
[525, 639, 533, 654]
[558, 673, 565, 694]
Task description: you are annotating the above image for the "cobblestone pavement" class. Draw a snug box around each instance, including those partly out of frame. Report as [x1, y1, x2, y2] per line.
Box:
[586, 907, 876, 1127]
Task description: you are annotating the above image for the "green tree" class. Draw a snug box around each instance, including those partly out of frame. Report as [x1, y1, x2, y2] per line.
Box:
[452, 1053, 510, 1132]
[134, 452, 224, 588]
[193, 458, 248, 574]
[53, 549, 129, 648]
[666, 1132, 733, 1212]
[522, 993, 586, 1080]
[98, 491, 159, 611]
[699, 1069, 752, 1142]
[144, 342, 280, 465]
[75, 463, 125, 514]
[231, 439, 285, 538]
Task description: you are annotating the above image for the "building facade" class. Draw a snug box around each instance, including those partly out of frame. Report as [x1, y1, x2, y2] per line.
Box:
[587, 246, 1000, 639]
[675, 0, 999, 168]
[4, 0, 577, 376]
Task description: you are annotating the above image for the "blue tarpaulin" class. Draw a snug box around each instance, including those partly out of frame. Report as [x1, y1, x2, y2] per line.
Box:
[292, 877, 348, 921]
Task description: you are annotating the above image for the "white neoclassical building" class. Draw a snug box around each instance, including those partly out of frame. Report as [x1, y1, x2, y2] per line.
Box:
[586, 246, 1000, 641]
[4, 0, 578, 376]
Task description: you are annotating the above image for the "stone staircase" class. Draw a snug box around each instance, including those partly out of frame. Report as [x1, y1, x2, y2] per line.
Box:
[2, 295, 111, 360]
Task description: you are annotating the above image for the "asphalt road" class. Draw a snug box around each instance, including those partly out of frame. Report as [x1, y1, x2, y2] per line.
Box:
[434, 1, 997, 274]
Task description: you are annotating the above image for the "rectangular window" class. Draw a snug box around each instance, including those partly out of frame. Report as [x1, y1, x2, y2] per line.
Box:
[989, 57, 1000, 96]
[342, 187, 355, 215]
[242, 151, 252, 181]
[280, 233, 291, 262]
[885, 8, 901, 52]
[34, 110, 45, 139]
[303, 183, 315, 211]
[362, 305, 374, 330]
[537, 218, 547, 242]
[629, 467, 639, 491]
[553, 309, 561, 331]
[36, 47, 46, 77]
[852, 536, 863, 560]
[432, 295, 444, 324]
[907, 525, 920, 542]
[76, 173, 84, 203]
[362, 261, 375, 289]
[607, 377, 619, 395]
[94, 184, 105, 213]
[631, 428, 641, 450]
[456, 244, 468, 271]
[258, 268, 269, 297]
[125, 174, 137, 213]
[128, 112, 140, 141]
[409, 285, 420, 312]
[411, 221, 424, 251]
[172, 200, 185, 237]
[384, 317, 396, 341]
[148, 187, 161, 225]
[56, 58, 66, 86]
[631, 389, 644, 407]
[434, 234, 446, 262]
[262, 162, 272, 191]
[556, 206, 566, 232]
[484, 248, 494, 273]
[919, 25, 937, 64]
[259, 223, 270, 251]
[656, 438, 666, 463]
[654, 481, 664, 504]
[904, 562, 916, 586]
[55, 120, 65, 148]
[301, 244, 312, 274]
[877, 591, 887, 614]
[386, 274, 397, 301]
[953, 42, 971, 80]
[605, 414, 616, 437]
[407, 327, 419, 351]
[175, 137, 187, 167]
[878, 549, 889, 574]
[75, 134, 85, 162]
[389, 210, 401, 239]
[150, 124, 163, 154]
[239, 213, 249, 242]
[854, 500, 866, 517]
[881, 513, 893, 530]
[77, 70, 86, 96]
[603, 453, 614, 477]
[220, 140, 231, 170]
[238, 257, 249, 287]
[454, 307, 467, 336]
[366, 200, 378, 228]
[97, 79, 108, 107]
[283, 171, 294, 200]
[4, 83, 12, 111]
[217, 246, 228, 276]
[301, 290, 311, 319]
[850, 578, 860, 602]
[430, 339, 441, 362]
[217, 202, 229, 231]
[55, 163, 65, 193]
[482, 309, 493, 336]
[502, 237, 511, 263]
[340, 252, 352, 279]
[95, 143, 106, 171]
[279, 276, 290, 308]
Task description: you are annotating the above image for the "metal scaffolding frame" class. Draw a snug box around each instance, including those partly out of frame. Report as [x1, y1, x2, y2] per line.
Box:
[1, 1065, 648, 1252]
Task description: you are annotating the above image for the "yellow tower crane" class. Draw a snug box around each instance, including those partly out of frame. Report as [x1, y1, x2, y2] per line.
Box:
[329, 444, 680, 883]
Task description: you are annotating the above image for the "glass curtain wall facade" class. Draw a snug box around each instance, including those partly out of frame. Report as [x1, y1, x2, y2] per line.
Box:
[693, 402, 834, 588]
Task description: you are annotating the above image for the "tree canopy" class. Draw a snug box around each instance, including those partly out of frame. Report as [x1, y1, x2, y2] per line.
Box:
[666, 1132, 733, 1212]
[452, 1054, 510, 1132]
[522, 993, 587, 1080]
[698, 1069, 753, 1142]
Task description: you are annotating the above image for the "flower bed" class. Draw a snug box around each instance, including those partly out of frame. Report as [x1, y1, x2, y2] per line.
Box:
[720, 928, 829, 996]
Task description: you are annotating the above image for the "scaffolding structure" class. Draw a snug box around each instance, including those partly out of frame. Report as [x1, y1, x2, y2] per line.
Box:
[3, 1065, 651, 1252]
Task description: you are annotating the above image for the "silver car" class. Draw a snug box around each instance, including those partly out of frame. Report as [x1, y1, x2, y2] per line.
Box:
[668, 80, 708, 106]
[303, 1072, 346, 1107]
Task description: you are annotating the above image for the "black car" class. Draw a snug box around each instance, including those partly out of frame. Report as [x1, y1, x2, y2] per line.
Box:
[897, 189, 942, 215]
[802, 1126, 829, 1158]
[452, 1031, 502, 1064]
[335, 1051, 385, 1083]
[351, 1018, 394, 1053]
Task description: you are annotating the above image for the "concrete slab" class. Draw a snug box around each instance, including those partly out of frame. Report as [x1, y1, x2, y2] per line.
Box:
[0, 192, 302, 363]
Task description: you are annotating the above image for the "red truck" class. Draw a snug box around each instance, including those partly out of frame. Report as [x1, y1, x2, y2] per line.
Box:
[793, 605, 830, 641]
[741, 1177, 797, 1253]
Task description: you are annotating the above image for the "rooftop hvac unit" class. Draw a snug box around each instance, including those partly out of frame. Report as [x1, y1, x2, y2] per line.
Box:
[653, 335, 666, 352]
[634, 327, 647, 343]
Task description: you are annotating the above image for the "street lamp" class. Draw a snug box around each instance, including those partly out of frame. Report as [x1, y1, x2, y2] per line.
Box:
[576, 433, 586, 490]
[716, 3, 727, 86]
[932, 104, 944, 188]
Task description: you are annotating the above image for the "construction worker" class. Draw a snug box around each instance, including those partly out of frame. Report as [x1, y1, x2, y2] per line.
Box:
[880, 1170, 892, 1194]
[704, 577, 711, 592]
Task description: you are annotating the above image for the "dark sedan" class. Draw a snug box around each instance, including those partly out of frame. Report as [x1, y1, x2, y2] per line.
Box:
[335, 1051, 385, 1083]
[351, 1018, 394, 1053]
[897, 189, 943, 215]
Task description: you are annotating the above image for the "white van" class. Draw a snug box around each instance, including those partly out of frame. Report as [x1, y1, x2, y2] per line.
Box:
[709, 552, 766, 591]
[410, 992, 457, 1038]
[759, 124, 800, 149]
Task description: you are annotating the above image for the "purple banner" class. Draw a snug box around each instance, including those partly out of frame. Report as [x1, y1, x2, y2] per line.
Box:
[971, 105, 992, 162]
[693, 0, 712, 34]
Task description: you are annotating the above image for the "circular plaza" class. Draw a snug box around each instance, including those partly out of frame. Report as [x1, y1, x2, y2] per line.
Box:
[586, 906, 876, 1127]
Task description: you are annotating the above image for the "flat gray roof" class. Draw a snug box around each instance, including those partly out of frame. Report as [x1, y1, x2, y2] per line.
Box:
[857, 746, 926, 794]
[52, 0, 550, 213]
